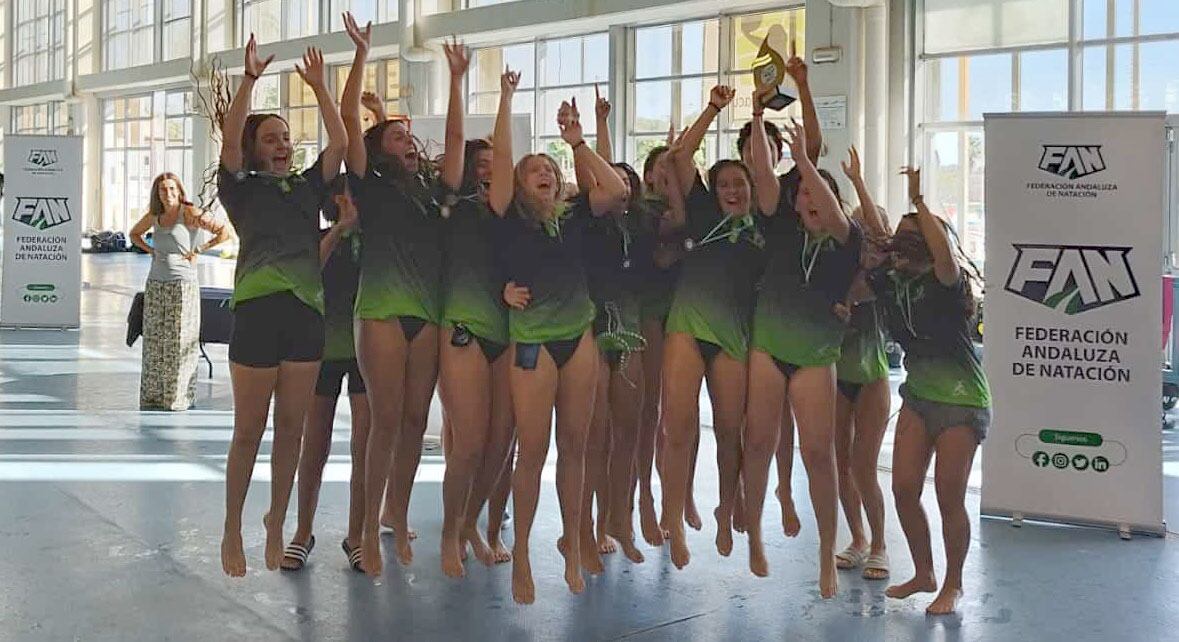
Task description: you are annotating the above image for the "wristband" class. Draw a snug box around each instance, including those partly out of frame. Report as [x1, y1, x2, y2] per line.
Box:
[571, 139, 587, 152]
[752, 110, 765, 118]
[244, 71, 259, 81]
[707, 102, 722, 114]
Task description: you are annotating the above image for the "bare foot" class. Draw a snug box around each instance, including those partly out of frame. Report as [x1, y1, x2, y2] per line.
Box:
[639, 493, 664, 546]
[820, 554, 839, 599]
[379, 511, 417, 540]
[598, 535, 618, 556]
[926, 587, 963, 615]
[606, 524, 645, 564]
[361, 529, 383, 577]
[557, 537, 587, 593]
[512, 553, 535, 604]
[560, 534, 603, 576]
[488, 535, 512, 564]
[262, 514, 284, 571]
[748, 533, 768, 577]
[714, 507, 733, 557]
[221, 529, 246, 577]
[440, 531, 465, 578]
[885, 575, 938, 599]
[685, 497, 703, 531]
[465, 527, 495, 567]
[777, 488, 801, 537]
[394, 531, 414, 566]
[668, 526, 690, 569]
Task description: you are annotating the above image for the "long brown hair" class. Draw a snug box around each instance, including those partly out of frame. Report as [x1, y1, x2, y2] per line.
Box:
[242, 113, 288, 172]
[149, 173, 190, 218]
[512, 153, 566, 222]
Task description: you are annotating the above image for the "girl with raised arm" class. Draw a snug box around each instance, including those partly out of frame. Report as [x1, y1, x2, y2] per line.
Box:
[742, 107, 860, 598]
[343, 15, 466, 576]
[488, 70, 627, 604]
[575, 88, 653, 566]
[829, 146, 893, 581]
[879, 167, 990, 615]
[218, 37, 347, 577]
[659, 85, 768, 570]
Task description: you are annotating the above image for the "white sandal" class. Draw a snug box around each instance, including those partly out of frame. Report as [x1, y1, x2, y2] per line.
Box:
[835, 545, 869, 569]
[862, 551, 890, 580]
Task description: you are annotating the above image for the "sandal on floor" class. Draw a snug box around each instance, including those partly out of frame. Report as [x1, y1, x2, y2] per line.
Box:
[280, 536, 315, 571]
[862, 552, 890, 580]
[342, 539, 364, 573]
[835, 545, 869, 570]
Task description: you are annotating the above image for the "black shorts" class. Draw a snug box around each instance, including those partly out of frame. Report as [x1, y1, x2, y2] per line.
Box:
[316, 359, 366, 397]
[229, 291, 325, 368]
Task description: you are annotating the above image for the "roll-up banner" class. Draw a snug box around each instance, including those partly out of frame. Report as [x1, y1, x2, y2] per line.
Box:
[1, 135, 84, 328]
[981, 112, 1165, 535]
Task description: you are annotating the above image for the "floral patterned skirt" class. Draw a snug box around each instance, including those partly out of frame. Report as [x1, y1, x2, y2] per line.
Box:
[140, 278, 200, 411]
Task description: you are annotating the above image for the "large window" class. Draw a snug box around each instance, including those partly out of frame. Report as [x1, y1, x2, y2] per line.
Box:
[333, 58, 401, 131]
[102, 90, 197, 233]
[13, 0, 67, 86]
[240, 0, 319, 44]
[103, 0, 192, 70]
[919, 0, 1179, 267]
[11, 102, 72, 135]
[627, 9, 806, 174]
[468, 34, 609, 176]
[329, 0, 397, 28]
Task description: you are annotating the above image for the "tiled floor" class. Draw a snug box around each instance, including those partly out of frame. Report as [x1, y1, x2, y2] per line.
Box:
[1, 253, 1178, 641]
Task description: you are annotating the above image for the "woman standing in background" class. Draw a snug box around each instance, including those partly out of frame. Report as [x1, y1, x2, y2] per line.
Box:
[130, 172, 230, 411]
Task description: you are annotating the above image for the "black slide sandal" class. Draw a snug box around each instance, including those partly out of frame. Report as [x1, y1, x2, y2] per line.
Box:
[280, 535, 315, 571]
[342, 539, 363, 572]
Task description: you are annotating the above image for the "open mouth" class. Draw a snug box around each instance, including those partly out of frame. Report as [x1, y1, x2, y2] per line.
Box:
[724, 196, 742, 207]
[537, 180, 553, 191]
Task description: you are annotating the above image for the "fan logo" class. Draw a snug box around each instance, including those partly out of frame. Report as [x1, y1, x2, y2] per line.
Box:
[1038, 145, 1106, 180]
[26, 149, 58, 167]
[12, 197, 72, 230]
[1005, 244, 1139, 314]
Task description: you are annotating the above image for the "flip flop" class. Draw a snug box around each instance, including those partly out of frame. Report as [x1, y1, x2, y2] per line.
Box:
[862, 552, 890, 580]
[280, 536, 316, 571]
[342, 539, 363, 573]
[835, 545, 869, 570]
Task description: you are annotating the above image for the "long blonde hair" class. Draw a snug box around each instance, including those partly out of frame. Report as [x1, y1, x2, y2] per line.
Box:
[512, 153, 566, 222]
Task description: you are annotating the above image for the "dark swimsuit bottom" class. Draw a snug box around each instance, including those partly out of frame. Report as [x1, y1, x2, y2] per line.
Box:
[836, 380, 863, 402]
[450, 324, 509, 363]
[515, 337, 581, 371]
[398, 315, 428, 343]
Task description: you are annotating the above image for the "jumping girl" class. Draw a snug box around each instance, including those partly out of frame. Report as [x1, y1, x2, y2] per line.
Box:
[489, 70, 627, 603]
[878, 167, 990, 615]
[219, 38, 347, 576]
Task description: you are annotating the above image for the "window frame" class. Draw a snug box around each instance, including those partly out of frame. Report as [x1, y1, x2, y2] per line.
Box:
[12, 0, 68, 86]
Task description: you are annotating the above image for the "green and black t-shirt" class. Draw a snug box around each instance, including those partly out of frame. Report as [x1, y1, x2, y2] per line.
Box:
[441, 195, 509, 345]
[352, 166, 447, 324]
[665, 176, 767, 361]
[321, 227, 361, 361]
[752, 188, 862, 368]
[871, 269, 990, 408]
[634, 195, 681, 322]
[582, 204, 654, 349]
[835, 300, 889, 384]
[217, 156, 331, 313]
[493, 197, 596, 344]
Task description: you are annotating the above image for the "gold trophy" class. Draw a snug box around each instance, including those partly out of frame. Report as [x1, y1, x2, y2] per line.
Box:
[752, 36, 797, 111]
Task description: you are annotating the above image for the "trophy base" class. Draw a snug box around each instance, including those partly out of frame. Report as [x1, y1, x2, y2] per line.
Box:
[761, 90, 796, 111]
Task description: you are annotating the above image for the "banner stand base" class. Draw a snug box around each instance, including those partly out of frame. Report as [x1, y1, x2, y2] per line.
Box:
[982, 508, 1165, 539]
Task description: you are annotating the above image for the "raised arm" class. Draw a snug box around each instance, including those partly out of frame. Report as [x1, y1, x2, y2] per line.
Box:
[129, 212, 154, 255]
[749, 89, 781, 216]
[221, 35, 274, 172]
[439, 37, 470, 191]
[594, 84, 613, 162]
[320, 188, 359, 268]
[785, 119, 849, 243]
[341, 13, 371, 177]
[902, 166, 959, 286]
[785, 43, 821, 164]
[487, 69, 521, 216]
[294, 47, 347, 182]
[674, 85, 734, 192]
[841, 146, 889, 237]
[559, 98, 626, 216]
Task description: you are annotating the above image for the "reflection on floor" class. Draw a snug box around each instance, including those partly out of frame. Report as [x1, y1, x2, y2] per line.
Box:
[1, 253, 1177, 641]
